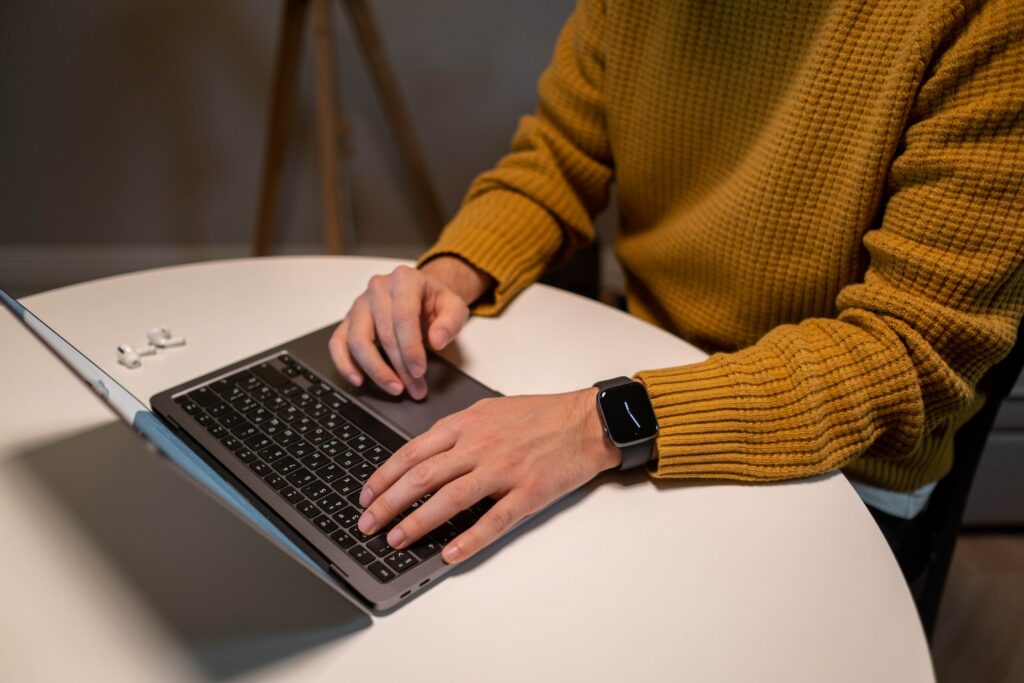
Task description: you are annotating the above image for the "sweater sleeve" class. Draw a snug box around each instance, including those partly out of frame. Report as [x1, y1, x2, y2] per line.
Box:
[418, 0, 613, 316]
[636, 1, 1024, 490]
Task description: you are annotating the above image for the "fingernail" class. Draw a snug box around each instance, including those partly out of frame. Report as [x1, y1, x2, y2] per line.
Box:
[408, 361, 424, 378]
[387, 527, 406, 548]
[433, 330, 449, 348]
[386, 381, 403, 396]
[346, 372, 362, 386]
[443, 543, 461, 564]
[358, 511, 375, 534]
[359, 486, 374, 508]
[410, 379, 427, 400]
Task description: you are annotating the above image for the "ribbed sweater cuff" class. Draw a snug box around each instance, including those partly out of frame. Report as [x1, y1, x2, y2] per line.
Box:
[418, 189, 564, 316]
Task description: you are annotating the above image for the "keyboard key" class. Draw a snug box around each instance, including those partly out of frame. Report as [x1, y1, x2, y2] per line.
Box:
[176, 397, 202, 414]
[211, 378, 237, 394]
[330, 529, 356, 549]
[281, 383, 301, 398]
[408, 537, 441, 560]
[230, 395, 257, 413]
[317, 492, 346, 516]
[251, 385, 274, 401]
[302, 482, 331, 500]
[219, 412, 245, 429]
[367, 535, 393, 557]
[276, 405, 302, 422]
[365, 445, 391, 465]
[345, 489, 365, 507]
[324, 395, 347, 412]
[349, 435, 374, 452]
[273, 456, 301, 475]
[383, 550, 419, 574]
[246, 407, 271, 425]
[249, 460, 272, 476]
[194, 412, 214, 426]
[286, 468, 316, 487]
[287, 440, 317, 459]
[301, 451, 331, 471]
[306, 403, 331, 420]
[264, 473, 288, 490]
[319, 413, 344, 430]
[431, 523, 459, 546]
[264, 395, 288, 411]
[335, 449, 363, 470]
[348, 546, 374, 566]
[280, 486, 303, 504]
[318, 462, 345, 483]
[219, 435, 242, 451]
[306, 427, 330, 445]
[296, 500, 319, 518]
[313, 515, 339, 534]
[321, 439, 346, 457]
[333, 505, 360, 528]
[234, 447, 257, 464]
[261, 418, 285, 436]
[207, 424, 227, 439]
[244, 434, 272, 451]
[282, 366, 299, 377]
[309, 382, 330, 396]
[293, 416, 316, 434]
[293, 392, 316, 409]
[334, 424, 362, 441]
[332, 475, 359, 497]
[207, 402, 232, 418]
[257, 445, 287, 463]
[189, 386, 219, 406]
[366, 561, 396, 583]
[230, 423, 259, 440]
[351, 462, 374, 482]
[252, 363, 290, 387]
[278, 353, 297, 366]
[451, 510, 479, 532]
[274, 429, 300, 446]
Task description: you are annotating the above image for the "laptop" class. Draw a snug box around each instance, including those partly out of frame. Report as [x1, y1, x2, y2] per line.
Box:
[1, 286, 499, 613]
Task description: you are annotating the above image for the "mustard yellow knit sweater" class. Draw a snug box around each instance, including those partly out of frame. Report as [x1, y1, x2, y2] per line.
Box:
[421, 0, 1024, 491]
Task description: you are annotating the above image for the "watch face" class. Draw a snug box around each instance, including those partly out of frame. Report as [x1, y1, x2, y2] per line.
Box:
[598, 382, 658, 445]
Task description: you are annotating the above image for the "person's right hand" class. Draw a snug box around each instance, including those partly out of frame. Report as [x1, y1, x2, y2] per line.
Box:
[329, 256, 493, 400]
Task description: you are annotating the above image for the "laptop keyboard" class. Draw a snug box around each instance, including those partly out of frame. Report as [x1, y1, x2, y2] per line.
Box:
[174, 352, 491, 584]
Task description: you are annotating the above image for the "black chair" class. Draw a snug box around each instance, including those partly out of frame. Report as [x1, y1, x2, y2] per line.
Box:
[910, 315, 1024, 638]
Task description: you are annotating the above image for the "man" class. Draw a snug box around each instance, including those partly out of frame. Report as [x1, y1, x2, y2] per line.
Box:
[328, 0, 1024, 571]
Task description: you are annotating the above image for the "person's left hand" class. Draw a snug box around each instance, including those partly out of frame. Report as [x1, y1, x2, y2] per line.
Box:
[356, 387, 622, 564]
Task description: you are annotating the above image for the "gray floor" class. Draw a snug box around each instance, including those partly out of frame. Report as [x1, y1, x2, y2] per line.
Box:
[932, 533, 1024, 683]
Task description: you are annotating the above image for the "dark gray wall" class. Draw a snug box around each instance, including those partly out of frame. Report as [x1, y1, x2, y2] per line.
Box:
[0, 0, 574, 257]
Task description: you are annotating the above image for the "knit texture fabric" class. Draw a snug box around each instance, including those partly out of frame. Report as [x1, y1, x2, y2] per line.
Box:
[420, 0, 1024, 491]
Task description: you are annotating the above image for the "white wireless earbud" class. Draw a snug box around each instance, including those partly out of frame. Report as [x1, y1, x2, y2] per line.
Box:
[136, 344, 157, 356]
[147, 326, 186, 348]
[116, 344, 141, 369]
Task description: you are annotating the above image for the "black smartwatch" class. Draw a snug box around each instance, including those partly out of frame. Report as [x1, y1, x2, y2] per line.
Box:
[593, 376, 659, 470]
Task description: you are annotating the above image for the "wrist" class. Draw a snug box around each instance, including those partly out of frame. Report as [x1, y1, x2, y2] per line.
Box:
[573, 387, 623, 472]
[420, 255, 494, 306]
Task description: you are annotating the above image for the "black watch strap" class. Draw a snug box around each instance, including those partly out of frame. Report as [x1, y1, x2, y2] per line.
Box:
[594, 377, 657, 471]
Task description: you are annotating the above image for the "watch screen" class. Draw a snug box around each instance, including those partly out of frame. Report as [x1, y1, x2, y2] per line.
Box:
[599, 382, 658, 445]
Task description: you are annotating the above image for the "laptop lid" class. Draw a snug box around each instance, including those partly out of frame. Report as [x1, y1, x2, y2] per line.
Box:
[0, 287, 335, 585]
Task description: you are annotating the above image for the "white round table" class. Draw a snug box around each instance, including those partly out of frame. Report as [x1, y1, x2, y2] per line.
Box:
[0, 257, 934, 682]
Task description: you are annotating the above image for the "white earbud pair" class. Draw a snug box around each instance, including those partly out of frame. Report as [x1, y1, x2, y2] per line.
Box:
[116, 327, 186, 369]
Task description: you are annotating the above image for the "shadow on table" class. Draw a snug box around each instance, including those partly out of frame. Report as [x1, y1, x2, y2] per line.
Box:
[12, 422, 371, 680]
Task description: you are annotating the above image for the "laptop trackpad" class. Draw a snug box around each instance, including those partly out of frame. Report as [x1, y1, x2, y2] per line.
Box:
[287, 324, 501, 439]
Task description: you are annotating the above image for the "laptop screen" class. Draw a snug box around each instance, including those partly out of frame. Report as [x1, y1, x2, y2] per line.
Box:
[0, 287, 328, 580]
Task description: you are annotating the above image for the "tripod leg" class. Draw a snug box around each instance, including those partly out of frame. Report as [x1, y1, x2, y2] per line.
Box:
[254, 0, 309, 257]
[341, 0, 446, 239]
[312, 0, 345, 254]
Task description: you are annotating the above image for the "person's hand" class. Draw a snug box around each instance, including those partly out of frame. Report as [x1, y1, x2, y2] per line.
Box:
[329, 257, 493, 400]
[355, 387, 622, 564]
